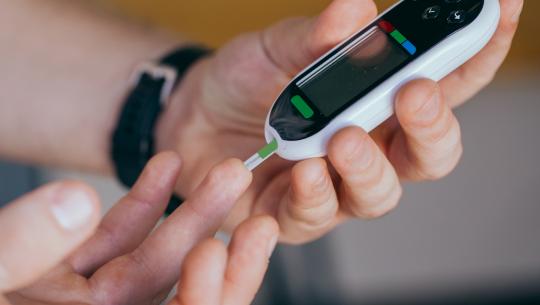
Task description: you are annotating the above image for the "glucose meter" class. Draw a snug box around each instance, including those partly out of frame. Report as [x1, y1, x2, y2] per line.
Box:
[245, 0, 500, 170]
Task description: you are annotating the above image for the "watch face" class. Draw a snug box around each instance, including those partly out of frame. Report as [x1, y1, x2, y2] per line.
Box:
[270, 0, 484, 141]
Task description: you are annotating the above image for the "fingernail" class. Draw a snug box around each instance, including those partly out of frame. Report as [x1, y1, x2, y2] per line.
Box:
[51, 187, 94, 230]
[415, 91, 440, 123]
[267, 235, 278, 258]
[511, 1, 524, 23]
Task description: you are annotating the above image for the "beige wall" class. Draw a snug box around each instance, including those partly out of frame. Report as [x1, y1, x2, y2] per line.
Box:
[104, 0, 539, 71]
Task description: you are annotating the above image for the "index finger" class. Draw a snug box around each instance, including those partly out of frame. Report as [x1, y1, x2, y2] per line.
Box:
[89, 159, 252, 305]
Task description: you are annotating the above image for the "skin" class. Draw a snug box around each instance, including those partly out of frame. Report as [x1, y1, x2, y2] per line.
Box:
[0, 152, 279, 305]
[156, 0, 524, 243]
[0, 0, 523, 244]
[0, 0, 524, 303]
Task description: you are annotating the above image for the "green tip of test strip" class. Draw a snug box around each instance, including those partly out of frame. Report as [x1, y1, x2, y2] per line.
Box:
[257, 139, 278, 159]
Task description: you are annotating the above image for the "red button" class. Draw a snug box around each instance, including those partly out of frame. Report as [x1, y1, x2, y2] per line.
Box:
[378, 20, 394, 33]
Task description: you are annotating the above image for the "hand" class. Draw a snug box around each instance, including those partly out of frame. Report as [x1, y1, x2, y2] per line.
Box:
[2, 152, 277, 305]
[167, 216, 277, 305]
[157, 0, 523, 244]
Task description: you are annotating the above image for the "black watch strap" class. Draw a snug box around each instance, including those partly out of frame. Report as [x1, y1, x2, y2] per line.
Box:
[112, 46, 210, 214]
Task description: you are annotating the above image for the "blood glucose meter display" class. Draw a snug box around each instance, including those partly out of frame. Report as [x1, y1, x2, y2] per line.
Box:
[268, 0, 490, 145]
[297, 21, 414, 117]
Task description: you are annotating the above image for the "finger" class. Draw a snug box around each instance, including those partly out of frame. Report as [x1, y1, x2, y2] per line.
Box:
[389, 79, 463, 181]
[69, 152, 182, 276]
[171, 239, 227, 305]
[262, 0, 377, 75]
[89, 159, 252, 305]
[328, 127, 402, 219]
[0, 182, 100, 292]
[440, 0, 523, 107]
[277, 158, 340, 244]
[222, 216, 279, 305]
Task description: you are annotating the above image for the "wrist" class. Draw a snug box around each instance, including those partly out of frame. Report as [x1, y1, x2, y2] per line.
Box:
[112, 44, 212, 197]
[154, 57, 215, 198]
[155, 56, 211, 154]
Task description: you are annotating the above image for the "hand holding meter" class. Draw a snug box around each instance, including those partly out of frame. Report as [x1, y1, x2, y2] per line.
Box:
[246, 0, 500, 170]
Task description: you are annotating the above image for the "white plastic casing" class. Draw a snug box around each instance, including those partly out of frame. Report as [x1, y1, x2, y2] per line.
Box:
[265, 0, 500, 161]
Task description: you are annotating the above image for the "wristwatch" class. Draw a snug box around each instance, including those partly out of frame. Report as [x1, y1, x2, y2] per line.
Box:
[112, 46, 211, 215]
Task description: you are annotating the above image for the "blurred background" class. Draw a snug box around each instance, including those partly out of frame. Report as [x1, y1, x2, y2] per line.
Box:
[1, 0, 539, 304]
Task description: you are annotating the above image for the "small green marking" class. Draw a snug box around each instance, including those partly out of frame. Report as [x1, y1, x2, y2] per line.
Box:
[390, 30, 407, 44]
[257, 139, 278, 159]
[291, 95, 314, 119]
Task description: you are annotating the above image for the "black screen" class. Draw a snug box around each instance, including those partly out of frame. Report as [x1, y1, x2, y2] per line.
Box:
[297, 25, 410, 117]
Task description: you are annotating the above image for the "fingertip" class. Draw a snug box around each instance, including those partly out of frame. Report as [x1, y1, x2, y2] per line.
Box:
[179, 238, 227, 304]
[208, 158, 253, 193]
[501, 0, 524, 24]
[311, 0, 378, 54]
[236, 215, 280, 241]
[152, 151, 183, 172]
[395, 79, 442, 126]
[328, 126, 372, 170]
[182, 238, 228, 282]
[291, 158, 329, 197]
[186, 239, 228, 267]
[391, 80, 463, 181]
[138, 151, 183, 187]
[0, 181, 101, 291]
[231, 216, 279, 264]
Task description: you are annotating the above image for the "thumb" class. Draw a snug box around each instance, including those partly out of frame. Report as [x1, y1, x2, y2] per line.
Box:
[262, 0, 377, 76]
[0, 181, 100, 293]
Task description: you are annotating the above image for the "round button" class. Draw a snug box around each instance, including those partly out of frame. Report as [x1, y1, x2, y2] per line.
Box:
[447, 10, 466, 24]
[423, 6, 441, 20]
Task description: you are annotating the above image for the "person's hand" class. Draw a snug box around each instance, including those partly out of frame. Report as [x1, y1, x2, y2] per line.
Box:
[1, 152, 278, 305]
[166, 215, 277, 305]
[156, 0, 523, 244]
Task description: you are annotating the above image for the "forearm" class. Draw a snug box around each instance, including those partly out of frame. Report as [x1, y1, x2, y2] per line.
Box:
[0, 0, 183, 174]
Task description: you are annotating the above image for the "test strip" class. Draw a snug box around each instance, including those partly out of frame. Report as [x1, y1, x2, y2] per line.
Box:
[244, 139, 278, 171]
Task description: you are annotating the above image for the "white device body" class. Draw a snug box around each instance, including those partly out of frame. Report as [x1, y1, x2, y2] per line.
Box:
[264, 0, 500, 161]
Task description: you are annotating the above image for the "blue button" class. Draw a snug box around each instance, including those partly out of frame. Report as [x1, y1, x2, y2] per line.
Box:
[402, 40, 417, 55]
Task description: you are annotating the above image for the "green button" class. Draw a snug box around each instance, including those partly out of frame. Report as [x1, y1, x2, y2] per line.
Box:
[291, 95, 314, 119]
[390, 30, 407, 44]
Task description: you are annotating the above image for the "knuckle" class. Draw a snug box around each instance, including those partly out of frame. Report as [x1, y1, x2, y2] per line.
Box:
[236, 216, 278, 243]
[88, 257, 132, 305]
[409, 114, 463, 181]
[415, 154, 460, 180]
[431, 114, 456, 144]
[455, 64, 495, 91]
[346, 176, 402, 220]
[206, 166, 226, 186]
[476, 72, 496, 91]
[417, 134, 463, 181]
[285, 200, 337, 229]
[363, 197, 400, 220]
[290, 175, 331, 205]
[128, 248, 157, 283]
[352, 199, 396, 220]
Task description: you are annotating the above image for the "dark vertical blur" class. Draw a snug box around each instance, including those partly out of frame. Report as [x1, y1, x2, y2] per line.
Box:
[0, 162, 38, 207]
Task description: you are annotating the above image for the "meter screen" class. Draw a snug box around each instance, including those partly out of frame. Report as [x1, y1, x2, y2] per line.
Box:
[297, 22, 414, 117]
